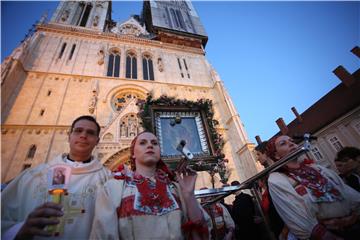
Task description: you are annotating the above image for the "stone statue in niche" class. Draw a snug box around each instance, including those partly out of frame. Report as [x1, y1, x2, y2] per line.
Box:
[97, 48, 105, 65]
[120, 123, 127, 137]
[89, 80, 99, 114]
[157, 57, 164, 72]
[88, 93, 97, 114]
[93, 15, 99, 27]
[61, 10, 70, 22]
[128, 118, 138, 137]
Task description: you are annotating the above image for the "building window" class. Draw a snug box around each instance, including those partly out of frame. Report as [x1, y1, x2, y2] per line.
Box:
[47, 90, 52, 96]
[176, 10, 185, 29]
[40, 109, 45, 116]
[177, 58, 182, 70]
[170, 8, 185, 29]
[311, 146, 323, 161]
[107, 50, 121, 77]
[111, 91, 145, 112]
[328, 135, 343, 152]
[74, 3, 92, 27]
[68, 44, 76, 60]
[126, 52, 137, 79]
[142, 55, 154, 80]
[58, 43, 67, 59]
[27, 145, 36, 159]
[183, 59, 188, 71]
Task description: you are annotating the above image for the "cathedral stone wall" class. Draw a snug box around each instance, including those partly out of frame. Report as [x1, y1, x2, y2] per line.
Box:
[1, 1, 258, 190]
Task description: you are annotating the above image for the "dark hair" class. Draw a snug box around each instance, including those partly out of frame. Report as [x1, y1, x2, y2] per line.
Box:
[336, 147, 360, 162]
[70, 115, 100, 136]
[255, 140, 268, 154]
[231, 180, 240, 186]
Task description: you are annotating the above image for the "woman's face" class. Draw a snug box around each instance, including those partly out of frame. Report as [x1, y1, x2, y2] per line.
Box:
[274, 135, 299, 169]
[133, 132, 161, 168]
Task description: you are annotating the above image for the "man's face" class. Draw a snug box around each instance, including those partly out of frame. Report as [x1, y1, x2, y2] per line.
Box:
[68, 120, 99, 161]
[255, 150, 268, 166]
[335, 158, 357, 176]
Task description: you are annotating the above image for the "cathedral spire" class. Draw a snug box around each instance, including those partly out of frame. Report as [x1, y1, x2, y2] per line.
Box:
[50, 1, 112, 31]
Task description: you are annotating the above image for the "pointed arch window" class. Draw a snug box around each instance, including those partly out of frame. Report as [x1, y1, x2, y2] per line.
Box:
[58, 43, 67, 59]
[142, 54, 154, 81]
[170, 8, 185, 29]
[107, 50, 121, 77]
[27, 145, 37, 159]
[126, 52, 137, 79]
[74, 2, 92, 27]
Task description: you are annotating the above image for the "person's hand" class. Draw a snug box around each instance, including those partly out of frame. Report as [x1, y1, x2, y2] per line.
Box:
[15, 202, 63, 239]
[224, 228, 234, 240]
[176, 166, 197, 196]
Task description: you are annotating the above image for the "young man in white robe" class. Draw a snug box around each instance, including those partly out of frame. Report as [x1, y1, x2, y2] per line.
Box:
[1, 115, 111, 240]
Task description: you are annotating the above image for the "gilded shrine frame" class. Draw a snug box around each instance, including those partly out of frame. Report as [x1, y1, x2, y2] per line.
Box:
[138, 95, 229, 177]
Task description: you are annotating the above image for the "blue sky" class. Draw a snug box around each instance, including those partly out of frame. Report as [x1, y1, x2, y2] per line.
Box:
[1, 1, 359, 143]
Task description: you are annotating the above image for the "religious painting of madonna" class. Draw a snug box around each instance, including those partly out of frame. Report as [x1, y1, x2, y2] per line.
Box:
[154, 111, 215, 170]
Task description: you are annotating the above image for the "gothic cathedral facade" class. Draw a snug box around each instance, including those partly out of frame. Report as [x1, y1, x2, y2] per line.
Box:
[1, 0, 259, 188]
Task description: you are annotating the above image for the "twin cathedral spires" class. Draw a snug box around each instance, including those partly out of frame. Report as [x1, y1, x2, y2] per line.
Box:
[50, 0, 208, 48]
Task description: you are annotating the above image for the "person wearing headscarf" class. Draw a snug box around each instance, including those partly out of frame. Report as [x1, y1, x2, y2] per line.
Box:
[90, 131, 211, 240]
[266, 135, 360, 240]
[200, 187, 235, 240]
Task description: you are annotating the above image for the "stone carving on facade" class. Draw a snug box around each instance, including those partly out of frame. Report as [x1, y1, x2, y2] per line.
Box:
[157, 57, 164, 72]
[93, 15, 99, 27]
[120, 113, 140, 138]
[61, 10, 70, 22]
[1, 35, 32, 83]
[97, 47, 105, 65]
[96, 1, 106, 8]
[103, 133, 114, 141]
[111, 17, 149, 37]
[89, 80, 99, 114]
[39, 12, 48, 25]
[1, 57, 14, 83]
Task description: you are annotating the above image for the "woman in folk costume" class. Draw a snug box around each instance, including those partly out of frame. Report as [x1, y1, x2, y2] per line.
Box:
[266, 135, 360, 240]
[200, 187, 235, 240]
[91, 131, 211, 240]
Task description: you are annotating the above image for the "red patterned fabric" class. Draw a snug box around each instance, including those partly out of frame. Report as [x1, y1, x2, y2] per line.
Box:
[261, 189, 270, 214]
[181, 220, 209, 235]
[287, 164, 343, 202]
[310, 224, 327, 240]
[134, 170, 173, 209]
[117, 195, 146, 218]
[117, 191, 181, 219]
[295, 185, 307, 196]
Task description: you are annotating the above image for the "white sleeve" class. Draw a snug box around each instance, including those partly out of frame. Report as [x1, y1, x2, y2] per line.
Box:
[2, 222, 24, 240]
[90, 179, 123, 240]
[1, 169, 31, 236]
[268, 172, 318, 240]
[221, 204, 235, 229]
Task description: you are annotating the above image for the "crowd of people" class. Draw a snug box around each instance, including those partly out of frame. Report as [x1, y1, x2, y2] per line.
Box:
[1, 115, 360, 239]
